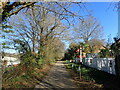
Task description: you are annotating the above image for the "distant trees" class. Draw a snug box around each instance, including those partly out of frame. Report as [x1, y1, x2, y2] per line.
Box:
[73, 16, 103, 43]
[64, 42, 89, 60]
[44, 38, 65, 62]
[88, 39, 104, 53]
[64, 43, 79, 60]
[70, 16, 104, 54]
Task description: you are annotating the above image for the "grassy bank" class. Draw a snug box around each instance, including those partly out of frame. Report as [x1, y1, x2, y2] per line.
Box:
[2, 61, 56, 88]
[65, 60, 120, 89]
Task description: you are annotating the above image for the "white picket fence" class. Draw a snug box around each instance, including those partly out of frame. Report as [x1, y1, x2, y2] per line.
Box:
[75, 58, 116, 75]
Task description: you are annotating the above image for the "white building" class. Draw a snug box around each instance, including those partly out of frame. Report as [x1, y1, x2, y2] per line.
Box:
[1, 53, 20, 67]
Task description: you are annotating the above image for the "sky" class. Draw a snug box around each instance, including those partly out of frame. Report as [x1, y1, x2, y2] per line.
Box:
[85, 2, 118, 42]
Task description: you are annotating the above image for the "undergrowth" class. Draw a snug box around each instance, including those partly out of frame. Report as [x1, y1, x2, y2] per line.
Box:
[2, 60, 55, 88]
[65, 60, 120, 89]
[65, 61, 103, 88]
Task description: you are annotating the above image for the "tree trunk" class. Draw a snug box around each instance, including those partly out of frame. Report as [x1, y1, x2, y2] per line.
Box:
[38, 36, 44, 57]
[115, 54, 120, 78]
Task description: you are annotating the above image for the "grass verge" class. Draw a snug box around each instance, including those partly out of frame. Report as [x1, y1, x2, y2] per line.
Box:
[65, 60, 120, 89]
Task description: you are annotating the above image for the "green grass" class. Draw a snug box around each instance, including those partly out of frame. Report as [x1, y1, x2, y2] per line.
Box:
[66, 60, 118, 82]
[66, 61, 113, 82]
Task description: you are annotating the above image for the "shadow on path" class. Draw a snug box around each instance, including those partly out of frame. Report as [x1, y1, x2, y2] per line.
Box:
[35, 61, 77, 89]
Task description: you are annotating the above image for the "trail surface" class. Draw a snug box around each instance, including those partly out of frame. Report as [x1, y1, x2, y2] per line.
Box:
[35, 61, 77, 89]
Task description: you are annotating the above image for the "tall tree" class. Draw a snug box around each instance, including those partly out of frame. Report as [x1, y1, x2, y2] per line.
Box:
[5, 2, 85, 64]
[9, 5, 66, 53]
[73, 15, 103, 44]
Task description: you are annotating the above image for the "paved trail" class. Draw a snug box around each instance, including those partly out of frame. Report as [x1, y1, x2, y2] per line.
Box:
[35, 61, 77, 89]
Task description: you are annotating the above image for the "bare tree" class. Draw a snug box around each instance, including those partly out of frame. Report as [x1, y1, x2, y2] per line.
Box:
[7, 2, 85, 60]
[0, 1, 83, 22]
[88, 39, 104, 53]
[73, 16, 103, 44]
[1, 2, 36, 22]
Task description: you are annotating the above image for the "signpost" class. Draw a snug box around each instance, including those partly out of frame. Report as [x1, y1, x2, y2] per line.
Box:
[80, 46, 82, 63]
[79, 46, 82, 79]
[76, 45, 83, 79]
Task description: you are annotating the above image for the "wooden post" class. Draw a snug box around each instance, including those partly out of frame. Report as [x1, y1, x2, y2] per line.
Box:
[78, 65, 81, 79]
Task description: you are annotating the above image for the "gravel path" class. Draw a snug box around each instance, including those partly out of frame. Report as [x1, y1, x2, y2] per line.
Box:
[35, 61, 77, 89]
